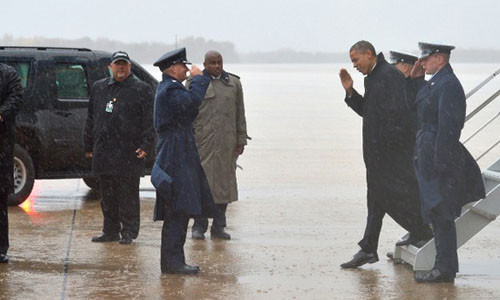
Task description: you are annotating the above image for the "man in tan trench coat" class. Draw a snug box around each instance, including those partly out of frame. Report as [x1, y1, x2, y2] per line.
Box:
[189, 50, 248, 240]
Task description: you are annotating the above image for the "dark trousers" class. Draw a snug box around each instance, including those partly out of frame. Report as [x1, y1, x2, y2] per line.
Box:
[98, 175, 140, 239]
[358, 193, 384, 255]
[161, 208, 189, 271]
[430, 200, 459, 276]
[0, 193, 8, 255]
[192, 203, 228, 233]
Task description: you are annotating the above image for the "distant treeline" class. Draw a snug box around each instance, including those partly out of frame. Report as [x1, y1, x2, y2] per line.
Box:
[2, 35, 500, 64]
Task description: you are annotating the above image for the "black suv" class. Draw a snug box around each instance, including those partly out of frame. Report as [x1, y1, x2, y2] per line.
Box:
[0, 47, 158, 206]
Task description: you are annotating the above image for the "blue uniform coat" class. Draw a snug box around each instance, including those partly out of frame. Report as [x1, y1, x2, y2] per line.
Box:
[414, 64, 485, 222]
[152, 74, 216, 221]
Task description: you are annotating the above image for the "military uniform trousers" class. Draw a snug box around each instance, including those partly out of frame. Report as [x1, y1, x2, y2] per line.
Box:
[98, 175, 140, 239]
[428, 199, 459, 276]
[161, 206, 189, 271]
[0, 193, 9, 255]
[192, 203, 227, 233]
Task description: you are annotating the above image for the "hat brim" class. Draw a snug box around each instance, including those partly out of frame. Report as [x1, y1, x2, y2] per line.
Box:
[111, 58, 131, 64]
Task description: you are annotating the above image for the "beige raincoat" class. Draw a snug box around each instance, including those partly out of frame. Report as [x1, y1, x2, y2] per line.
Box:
[189, 71, 247, 204]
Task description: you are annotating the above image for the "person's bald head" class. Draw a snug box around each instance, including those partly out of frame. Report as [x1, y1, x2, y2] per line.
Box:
[204, 50, 223, 77]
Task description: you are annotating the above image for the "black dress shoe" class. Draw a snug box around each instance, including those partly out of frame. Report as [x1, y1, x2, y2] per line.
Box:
[91, 233, 120, 243]
[119, 235, 133, 245]
[211, 229, 231, 240]
[163, 264, 200, 275]
[192, 230, 205, 240]
[414, 268, 455, 283]
[340, 250, 379, 268]
[0, 254, 8, 263]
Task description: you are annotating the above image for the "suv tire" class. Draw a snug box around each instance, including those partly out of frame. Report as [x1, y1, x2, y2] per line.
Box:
[8, 144, 35, 206]
[83, 176, 100, 190]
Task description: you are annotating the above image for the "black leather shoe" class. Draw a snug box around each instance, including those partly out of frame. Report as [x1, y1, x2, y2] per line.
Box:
[163, 264, 200, 275]
[119, 235, 133, 245]
[91, 234, 120, 243]
[192, 230, 205, 240]
[0, 254, 8, 263]
[414, 268, 455, 283]
[340, 250, 379, 268]
[211, 229, 231, 240]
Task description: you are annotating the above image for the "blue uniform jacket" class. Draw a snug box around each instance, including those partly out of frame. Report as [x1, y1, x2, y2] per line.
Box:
[152, 73, 216, 220]
[414, 64, 485, 221]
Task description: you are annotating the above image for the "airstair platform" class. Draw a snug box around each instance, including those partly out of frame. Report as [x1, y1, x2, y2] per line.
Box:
[392, 159, 500, 271]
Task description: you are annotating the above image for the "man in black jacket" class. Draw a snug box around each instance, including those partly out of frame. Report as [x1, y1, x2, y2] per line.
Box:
[84, 51, 155, 245]
[0, 63, 23, 263]
[339, 41, 432, 268]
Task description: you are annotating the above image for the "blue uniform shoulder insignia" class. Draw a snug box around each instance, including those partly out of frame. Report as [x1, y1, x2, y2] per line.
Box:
[172, 80, 177, 83]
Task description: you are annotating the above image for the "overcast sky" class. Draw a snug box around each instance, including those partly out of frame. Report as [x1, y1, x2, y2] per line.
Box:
[2, 0, 499, 53]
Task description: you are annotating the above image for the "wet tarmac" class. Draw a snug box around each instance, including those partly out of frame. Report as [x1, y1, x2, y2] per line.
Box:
[3, 64, 500, 299]
[2, 177, 500, 300]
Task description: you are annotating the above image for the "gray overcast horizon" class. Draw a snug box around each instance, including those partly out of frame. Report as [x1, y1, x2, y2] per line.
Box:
[3, 0, 499, 54]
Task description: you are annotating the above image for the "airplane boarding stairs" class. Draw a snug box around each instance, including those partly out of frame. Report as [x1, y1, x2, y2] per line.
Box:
[392, 67, 500, 271]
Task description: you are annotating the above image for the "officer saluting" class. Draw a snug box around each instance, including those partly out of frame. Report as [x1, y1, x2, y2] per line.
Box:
[151, 48, 216, 275]
[412, 42, 485, 283]
[389, 50, 426, 118]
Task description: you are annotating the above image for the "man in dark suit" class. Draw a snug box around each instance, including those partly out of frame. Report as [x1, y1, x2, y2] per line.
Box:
[83, 51, 155, 245]
[339, 40, 432, 268]
[413, 42, 485, 283]
[0, 63, 23, 263]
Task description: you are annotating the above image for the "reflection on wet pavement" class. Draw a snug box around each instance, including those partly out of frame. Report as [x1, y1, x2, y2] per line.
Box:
[6, 177, 500, 299]
[2, 178, 500, 299]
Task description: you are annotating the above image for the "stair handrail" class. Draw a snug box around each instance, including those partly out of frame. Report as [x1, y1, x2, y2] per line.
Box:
[463, 111, 500, 144]
[465, 67, 500, 99]
[465, 89, 500, 122]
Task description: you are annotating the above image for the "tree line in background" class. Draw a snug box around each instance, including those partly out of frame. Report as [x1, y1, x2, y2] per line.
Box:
[1, 34, 500, 64]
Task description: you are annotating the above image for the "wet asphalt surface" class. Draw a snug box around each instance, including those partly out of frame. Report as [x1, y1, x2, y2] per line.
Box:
[2, 175, 500, 300]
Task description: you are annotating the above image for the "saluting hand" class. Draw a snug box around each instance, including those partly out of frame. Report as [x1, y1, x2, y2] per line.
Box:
[339, 68, 354, 97]
[410, 60, 425, 78]
[190, 65, 202, 76]
[136, 148, 147, 159]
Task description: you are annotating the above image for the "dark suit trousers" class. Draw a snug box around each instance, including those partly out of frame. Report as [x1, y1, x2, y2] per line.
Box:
[430, 200, 459, 275]
[98, 175, 140, 239]
[0, 193, 8, 254]
[161, 208, 189, 271]
[358, 190, 384, 255]
[192, 203, 228, 232]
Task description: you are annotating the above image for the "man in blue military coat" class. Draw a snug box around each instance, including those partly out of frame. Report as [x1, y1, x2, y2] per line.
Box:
[412, 42, 485, 283]
[152, 48, 216, 275]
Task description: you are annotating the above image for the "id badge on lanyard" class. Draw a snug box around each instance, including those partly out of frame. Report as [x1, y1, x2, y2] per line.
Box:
[106, 98, 117, 113]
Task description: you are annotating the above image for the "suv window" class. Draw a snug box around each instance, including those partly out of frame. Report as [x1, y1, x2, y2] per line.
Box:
[1, 61, 30, 89]
[55, 63, 89, 99]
